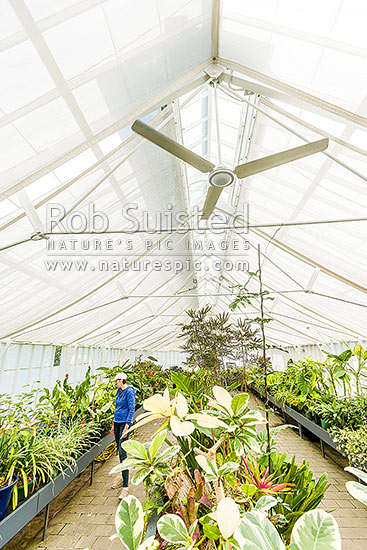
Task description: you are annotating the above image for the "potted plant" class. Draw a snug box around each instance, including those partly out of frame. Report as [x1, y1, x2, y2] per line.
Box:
[0, 430, 21, 520]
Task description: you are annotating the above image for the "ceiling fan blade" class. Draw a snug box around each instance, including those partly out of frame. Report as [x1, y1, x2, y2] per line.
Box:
[201, 187, 224, 220]
[132, 120, 215, 174]
[234, 138, 329, 179]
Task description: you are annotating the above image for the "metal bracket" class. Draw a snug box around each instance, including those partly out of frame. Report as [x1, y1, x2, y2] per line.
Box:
[31, 231, 49, 241]
[204, 63, 224, 79]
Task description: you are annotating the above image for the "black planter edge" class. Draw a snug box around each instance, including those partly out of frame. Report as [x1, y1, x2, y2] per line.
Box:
[144, 511, 159, 540]
[0, 404, 145, 549]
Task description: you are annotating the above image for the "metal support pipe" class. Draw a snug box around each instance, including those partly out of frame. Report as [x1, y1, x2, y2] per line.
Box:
[42, 503, 50, 541]
[90, 460, 95, 486]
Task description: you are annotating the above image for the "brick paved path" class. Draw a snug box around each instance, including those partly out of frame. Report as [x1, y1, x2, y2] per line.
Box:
[20, 396, 367, 550]
[248, 393, 367, 550]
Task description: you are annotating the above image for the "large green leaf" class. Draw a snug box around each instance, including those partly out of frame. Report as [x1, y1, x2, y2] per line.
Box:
[157, 514, 192, 544]
[218, 461, 239, 476]
[255, 496, 278, 512]
[203, 524, 221, 540]
[137, 535, 159, 550]
[110, 458, 143, 474]
[156, 445, 180, 462]
[122, 440, 149, 460]
[345, 466, 367, 485]
[231, 393, 249, 415]
[150, 430, 167, 459]
[290, 509, 341, 550]
[115, 495, 144, 550]
[345, 481, 367, 505]
[131, 467, 153, 485]
[234, 511, 285, 550]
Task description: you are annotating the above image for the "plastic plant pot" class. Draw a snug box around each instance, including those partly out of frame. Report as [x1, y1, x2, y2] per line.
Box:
[321, 419, 332, 430]
[305, 411, 313, 421]
[0, 476, 18, 521]
[17, 479, 34, 504]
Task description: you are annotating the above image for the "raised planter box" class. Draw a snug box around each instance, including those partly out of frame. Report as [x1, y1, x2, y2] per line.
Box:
[250, 385, 341, 458]
[0, 405, 145, 549]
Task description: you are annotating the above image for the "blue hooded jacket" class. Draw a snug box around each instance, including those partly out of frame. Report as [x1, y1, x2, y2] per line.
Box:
[114, 385, 135, 424]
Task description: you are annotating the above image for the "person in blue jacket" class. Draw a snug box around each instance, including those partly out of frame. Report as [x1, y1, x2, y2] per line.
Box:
[111, 372, 135, 499]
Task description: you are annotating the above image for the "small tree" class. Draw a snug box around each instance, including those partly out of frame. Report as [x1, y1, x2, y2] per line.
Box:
[229, 245, 285, 469]
[179, 307, 235, 382]
[232, 319, 262, 391]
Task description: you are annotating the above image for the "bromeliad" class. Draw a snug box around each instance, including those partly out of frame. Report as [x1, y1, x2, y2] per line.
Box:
[240, 455, 295, 495]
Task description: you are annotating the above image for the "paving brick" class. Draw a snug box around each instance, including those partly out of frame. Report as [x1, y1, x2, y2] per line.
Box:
[75, 535, 98, 548]
[93, 537, 113, 550]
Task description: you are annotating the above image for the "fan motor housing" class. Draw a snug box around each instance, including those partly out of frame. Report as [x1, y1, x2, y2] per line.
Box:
[209, 167, 235, 188]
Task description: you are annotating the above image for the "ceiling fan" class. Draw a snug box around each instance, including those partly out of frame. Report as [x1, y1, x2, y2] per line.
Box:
[132, 119, 328, 219]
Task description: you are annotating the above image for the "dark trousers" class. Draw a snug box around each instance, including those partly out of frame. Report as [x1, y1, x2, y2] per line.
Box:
[114, 422, 130, 487]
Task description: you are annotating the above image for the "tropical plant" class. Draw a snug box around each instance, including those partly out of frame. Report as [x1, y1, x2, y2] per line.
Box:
[170, 370, 212, 410]
[344, 466, 367, 506]
[111, 433, 177, 525]
[205, 386, 266, 456]
[157, 499, 341, 550]
[322, 349, 352, 397]
[257, 452, 329, 538]
[38, 368, 96, 427]
[109, 430, 180, 511]
[180, 306, 238, 381]
[130, 388, 227, 437]
[111, 495, 159, 550]
[333, 425, 367, 471]
[309, 397, 367, 429]
[239, 455, 295, 497]
[345, 344, 367, 395]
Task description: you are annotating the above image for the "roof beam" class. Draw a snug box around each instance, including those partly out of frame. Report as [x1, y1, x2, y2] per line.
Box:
[253, 228, 367, 295]
[260, 98, 367, 158]
[1, 61, 211, 201]
[217, 57, 367, 128]
[223, 11, 366, 59]
[211, 0, 221, 60]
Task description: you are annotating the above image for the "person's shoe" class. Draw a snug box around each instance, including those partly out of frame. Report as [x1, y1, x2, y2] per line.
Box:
[118, 487, 129, 500]
[111, 477, 124, 489]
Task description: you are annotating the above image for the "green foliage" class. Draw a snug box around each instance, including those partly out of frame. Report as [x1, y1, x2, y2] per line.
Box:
[179, 306, 238, 380]
[157, 514, 197, 550]
[344, 467, 367, 505]
[114, 495, 158, 550]
[109, 430, 180, 486]
[170, 370, 212, 410]
[333, 425, 367, 471]
[309, 397, 367, 429]
[97, 357, 171, 403]
[257, 453, 329, 538]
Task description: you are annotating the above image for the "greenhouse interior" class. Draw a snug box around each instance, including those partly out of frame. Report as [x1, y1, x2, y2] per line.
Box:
[0, 0, 366, 549]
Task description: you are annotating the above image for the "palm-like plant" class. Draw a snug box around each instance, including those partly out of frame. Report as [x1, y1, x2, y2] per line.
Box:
[179, 307, 235, 381]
